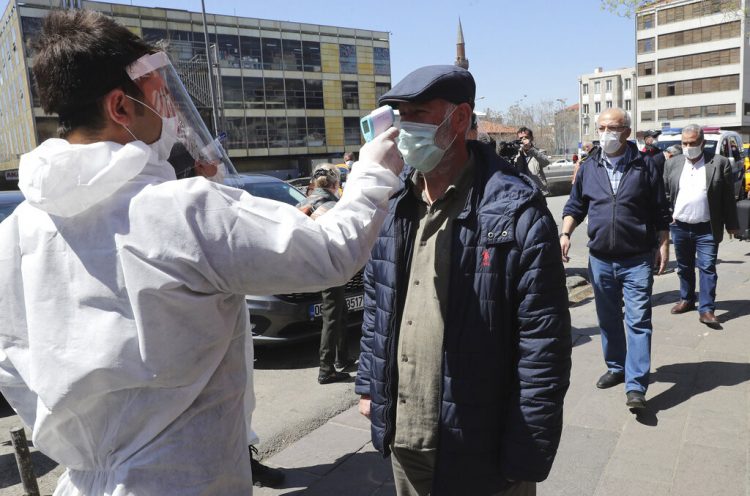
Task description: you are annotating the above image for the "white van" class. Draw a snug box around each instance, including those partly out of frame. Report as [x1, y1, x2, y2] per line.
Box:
[656, 127, 745, 200]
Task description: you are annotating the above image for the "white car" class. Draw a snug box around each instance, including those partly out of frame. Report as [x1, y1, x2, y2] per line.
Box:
[545, 158, 575, 194]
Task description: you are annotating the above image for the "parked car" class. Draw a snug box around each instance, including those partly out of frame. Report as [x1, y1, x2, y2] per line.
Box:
[545, 158, 575, 195]
[229, 174, 366, 346]
[287, 176, 312, 193]
[656, 127, 746, 200]
[0, 190, 25, 222]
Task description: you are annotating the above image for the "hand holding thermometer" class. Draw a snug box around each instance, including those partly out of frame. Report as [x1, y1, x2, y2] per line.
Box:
[361, 105, 397, 142]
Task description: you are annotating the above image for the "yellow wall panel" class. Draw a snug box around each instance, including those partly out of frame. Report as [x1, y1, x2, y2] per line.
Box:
[323, 80, 342, 110]
[359, 81, 376, 110]
[358, 46, 374, 75]
[325, 117, 344, 146]
[321, 43, 340, 73]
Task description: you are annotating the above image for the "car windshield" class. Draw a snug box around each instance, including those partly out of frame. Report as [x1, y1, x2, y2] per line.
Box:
[657, 139, 717, 153]
[0, 196, 23, 222]
[240, 181, 306, 206]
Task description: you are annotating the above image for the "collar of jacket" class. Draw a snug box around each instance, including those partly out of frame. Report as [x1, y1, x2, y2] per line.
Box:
[393, 141, 541, 245]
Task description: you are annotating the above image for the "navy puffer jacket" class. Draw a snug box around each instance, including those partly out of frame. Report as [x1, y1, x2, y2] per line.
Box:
[355, 141, 572, 495]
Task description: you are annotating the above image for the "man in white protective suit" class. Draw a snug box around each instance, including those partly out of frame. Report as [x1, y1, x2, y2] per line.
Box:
[0, 9, 402, 496]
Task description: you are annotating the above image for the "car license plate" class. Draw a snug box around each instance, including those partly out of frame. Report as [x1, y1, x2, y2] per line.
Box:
[309, 294, 364, 319]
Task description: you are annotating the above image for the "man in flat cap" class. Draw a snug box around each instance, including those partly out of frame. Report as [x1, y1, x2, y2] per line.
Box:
[355, 64, 571, 495]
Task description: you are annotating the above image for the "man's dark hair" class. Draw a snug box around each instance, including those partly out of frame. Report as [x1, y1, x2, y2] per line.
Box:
[516, 126, 534, 139]
[343, 152, 355, 162]
[32, 10, 153, 137]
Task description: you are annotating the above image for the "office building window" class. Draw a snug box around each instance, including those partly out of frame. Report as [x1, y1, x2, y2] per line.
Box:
[657, 74, 739, 97]
[584, 124, 589, 135]
[374, 47, 390, 75]
[641, 110, 655, 121]
[342, 81, 359, 109]
[264, 78, 285, 109]
[658, 48, 739, 73]
[625, 100, 631, 110]
[262, 37, 283, 70]
[583, 83, 589, 94]
[225, 117, 246, 149]
[20, 17, 43, 56]
[216, 33, 241, 68]
[339, 44, 357, 74]
[594, 81, 601, 93]
[281, 39, 303, 72]
[638, 84, 654, 99]
[287, 117, 308, 147]
[606, 100, 613, 109]
[305, 79, 324, 109]
[166, 30, 195, 61]
[624, 78, 631, 90]
[659, 22, 740, 49]
[142, 27, 168, 45]
[658, 0, 740, 25]
[285, 79, 305, 109]
[267, 117, 288, 148]
[243, 77, 265, 109]
[306, 117, 326, 146]
[595, 102, 601, 113]
[375, 83, 391, 101]
[344, 117, 362, 145]
[240, 36, 263, 69]
[637, 13, 654, 30]
[658, 103, 735, 120]
[638, 61, 654, 76]
[247, 117, 268, 149]
[221, 76, 244, 109]
[302, 41, 321, 72]
[745, 103, 750, 116]
[637, 37, 655, 54]
[606, 80, 612, 91]
[583, 104, 589, 114]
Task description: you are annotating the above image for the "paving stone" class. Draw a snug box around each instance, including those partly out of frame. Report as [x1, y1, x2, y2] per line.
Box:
[593, 475, 671, 496]
[328, 404, 371, 432]
[305, 443, 392, 496]
[538, 425, 618, 496]
[252, 469, 320, 496]
[671, 444, 746, 496]
[567, 387, 639, 432]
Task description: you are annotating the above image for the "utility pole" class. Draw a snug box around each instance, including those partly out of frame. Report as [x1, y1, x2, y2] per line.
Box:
[200, 0, 221, 136]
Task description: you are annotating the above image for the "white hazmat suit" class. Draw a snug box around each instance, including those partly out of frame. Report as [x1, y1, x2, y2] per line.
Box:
[0, 138, 398, 495]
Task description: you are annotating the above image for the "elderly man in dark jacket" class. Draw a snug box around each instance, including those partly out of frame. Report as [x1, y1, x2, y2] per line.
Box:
[355, 65, 571, 496]
[560, 107, 671, 410]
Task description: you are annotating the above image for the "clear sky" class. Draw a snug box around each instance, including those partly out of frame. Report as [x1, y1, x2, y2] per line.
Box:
[107, 0, 636, 113]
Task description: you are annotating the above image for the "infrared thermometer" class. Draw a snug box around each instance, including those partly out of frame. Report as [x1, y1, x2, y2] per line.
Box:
[361, 105, 396, 142]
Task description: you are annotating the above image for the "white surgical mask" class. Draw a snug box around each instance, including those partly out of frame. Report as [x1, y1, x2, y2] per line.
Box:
[123, 95, 180, 163]
[397, 107, 458, 173]
[599, 131, 623, 155]
[684, 143, 703, 160]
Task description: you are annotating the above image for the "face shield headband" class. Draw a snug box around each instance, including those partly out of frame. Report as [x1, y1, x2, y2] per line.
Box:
[125, 52, 239, 184]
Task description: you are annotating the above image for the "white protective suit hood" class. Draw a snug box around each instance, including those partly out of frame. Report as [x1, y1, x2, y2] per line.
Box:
[18, 138, 173, 217]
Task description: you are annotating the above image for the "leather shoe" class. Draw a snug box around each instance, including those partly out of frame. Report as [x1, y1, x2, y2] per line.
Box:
[318, 371, 350, 385]
[596, 371, 625, 389]
[670, 300, 695, 314]
[626, 390, 646, 409]
[699, 311, 720, 328]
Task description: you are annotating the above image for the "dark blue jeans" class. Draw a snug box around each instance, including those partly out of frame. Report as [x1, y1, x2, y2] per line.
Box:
[670, 221, 718, 314]
[589, 253, 654, 393]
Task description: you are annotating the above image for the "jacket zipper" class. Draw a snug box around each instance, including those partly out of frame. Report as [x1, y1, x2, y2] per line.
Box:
[607, 160, 634, 252]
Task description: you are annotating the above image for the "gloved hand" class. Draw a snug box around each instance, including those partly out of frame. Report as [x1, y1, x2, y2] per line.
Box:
[359, 127, 404, 177]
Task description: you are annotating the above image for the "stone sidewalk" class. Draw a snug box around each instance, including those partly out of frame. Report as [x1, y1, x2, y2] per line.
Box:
[255, 237, 750, 496]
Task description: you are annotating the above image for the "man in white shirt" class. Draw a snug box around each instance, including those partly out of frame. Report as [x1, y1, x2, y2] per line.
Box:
[664, 124, 739, 327]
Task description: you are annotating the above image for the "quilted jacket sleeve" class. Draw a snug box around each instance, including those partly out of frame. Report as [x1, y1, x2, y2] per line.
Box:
[355, 256, 376, 396]
[500, 201, 572, 482]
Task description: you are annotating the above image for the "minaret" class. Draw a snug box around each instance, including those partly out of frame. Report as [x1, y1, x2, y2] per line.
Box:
[455, 18, 469, 70]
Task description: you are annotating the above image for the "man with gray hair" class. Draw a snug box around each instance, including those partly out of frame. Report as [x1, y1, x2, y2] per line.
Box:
[663, 124, 739, 327]
[560, 107, 671, 410]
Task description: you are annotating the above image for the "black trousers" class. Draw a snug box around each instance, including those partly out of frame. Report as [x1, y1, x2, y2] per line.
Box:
[319, 286, 349, 375]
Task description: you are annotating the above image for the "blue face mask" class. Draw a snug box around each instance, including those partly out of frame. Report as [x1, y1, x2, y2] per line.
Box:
[397, 107, 458, 173]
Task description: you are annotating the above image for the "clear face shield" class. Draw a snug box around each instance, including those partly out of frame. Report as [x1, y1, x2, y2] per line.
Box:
[125, 52, 241, 186]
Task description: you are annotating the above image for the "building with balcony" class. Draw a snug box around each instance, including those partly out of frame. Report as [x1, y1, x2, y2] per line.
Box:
[578, 66, 636, 145]
[635, 0, 748, 138]
[0, 0, 391, 188]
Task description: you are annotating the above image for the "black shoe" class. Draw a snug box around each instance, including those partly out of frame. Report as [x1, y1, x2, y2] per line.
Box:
[249, 445, 284, 488]
[626, 390, 647, 409]
[334, 358, 356, 371]
[596, 371, 625, 389]
[318, 371, 350, 384]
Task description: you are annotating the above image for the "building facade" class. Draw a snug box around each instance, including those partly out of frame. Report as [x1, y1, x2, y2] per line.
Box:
[0, 0, 391, 186]
[635, 0, 748, 138]
[578, 67, 636, 145]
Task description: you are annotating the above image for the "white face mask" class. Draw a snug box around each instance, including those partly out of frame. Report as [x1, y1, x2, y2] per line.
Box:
[397, 107, 458, 173]
[123, 95, 180, 163]
[684, 142, 703, 160]
[599, 131, 623, 155]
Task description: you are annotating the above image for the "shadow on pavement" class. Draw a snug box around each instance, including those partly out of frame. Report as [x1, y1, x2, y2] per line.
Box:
[635, 361, 750, 427]
[0, 448, 58, 489]
[716, 299, 750, 323]
[571, 326, 599, 347]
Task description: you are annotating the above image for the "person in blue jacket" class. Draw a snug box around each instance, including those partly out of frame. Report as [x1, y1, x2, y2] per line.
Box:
[560, 107, 671, 410]
[355, 65, 572, 496]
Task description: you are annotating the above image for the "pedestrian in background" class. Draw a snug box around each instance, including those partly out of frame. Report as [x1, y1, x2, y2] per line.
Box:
[356, 65, 571, 496]
[297, 164, 355, 384]
[515, 126, 551, 195]
[664, 124, 739, 327]
[561, 107, 671, 410]
[572, 141, 594, 184]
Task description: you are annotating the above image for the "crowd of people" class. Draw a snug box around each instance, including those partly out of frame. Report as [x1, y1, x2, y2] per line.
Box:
[0, 8, 744, 496]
